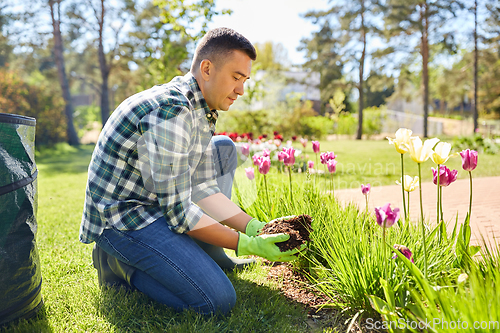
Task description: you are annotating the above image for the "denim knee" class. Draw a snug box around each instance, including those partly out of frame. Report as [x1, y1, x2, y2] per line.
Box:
[212, 135, 238, 173]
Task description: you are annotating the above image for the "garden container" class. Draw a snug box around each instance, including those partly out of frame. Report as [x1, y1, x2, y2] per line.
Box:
[0, 113, 43, 326]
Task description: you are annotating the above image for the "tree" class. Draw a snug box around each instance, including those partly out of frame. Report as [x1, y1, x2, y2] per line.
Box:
[302, 1, 381, 139]
[254, 41, 290, 71]
[381, 0, 463, 137]
[49, 0, 79, 145]
[0, 5, 13, 67]
[299, 19, 344, 116]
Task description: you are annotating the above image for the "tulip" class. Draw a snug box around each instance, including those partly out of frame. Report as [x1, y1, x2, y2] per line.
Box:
[258, 157, 270, 175]
[300, 137, 308, 148]
[431, 142, 458, 165]
[326, 159, 337, 173]
[282, 147, 296, 167]
[245, 167, 255, 180]
[252, 154, 261, 166]
[460, 149, 478, 172]
[361, 183, 371, 195]
[392, 244, 414, 263]
[361, 184, 371, 229]
[281, 147, 296, 202]
[375, 203, 400, 228]
[277, 151, 286, 162]
[460, 149, 478, 220]
[396, 175, 419, 192]
[375, 203, 400, 279]
[258, 157, 271, 211]
[262, 148, 270, 158]
[387, 128, 412, 154]
[408, 136, 440, 164]
[432, 165, 458, 187]
[396, 175, 419, 218]
[312, 141, 320, 153]
[308, 160, 314, 169]
[241, 143, 250, 157]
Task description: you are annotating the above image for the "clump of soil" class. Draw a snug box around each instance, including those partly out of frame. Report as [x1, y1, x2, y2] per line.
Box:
[259, 214, 313, 252]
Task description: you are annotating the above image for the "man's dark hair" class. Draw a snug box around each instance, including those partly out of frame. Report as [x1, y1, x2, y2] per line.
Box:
[191, 27, 256, 72]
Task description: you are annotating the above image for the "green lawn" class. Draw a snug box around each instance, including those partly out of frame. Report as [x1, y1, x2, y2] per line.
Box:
[3, 139, 499, 332]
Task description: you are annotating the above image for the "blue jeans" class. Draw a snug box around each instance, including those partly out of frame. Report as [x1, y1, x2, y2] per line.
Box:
[96, 135, 238, 315]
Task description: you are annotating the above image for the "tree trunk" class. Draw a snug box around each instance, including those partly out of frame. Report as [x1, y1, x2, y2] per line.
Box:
[421, 3, 429, 138]
[356, 1, 366, 140]
[49, 0, 79, 145]
[473, 0, 479, 133]
[98, 0, 110, 126]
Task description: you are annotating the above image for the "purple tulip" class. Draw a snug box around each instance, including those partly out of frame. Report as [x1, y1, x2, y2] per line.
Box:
[392, 244, 414, 263]
[312, 141, 320, 153]
[327, 159, 337, 173]
[432, 165, 458, 187]
[258, 157, 270, 175]
[282, 147, 296, 166]
[245, 167, 255, 180]
[241, 143, 250, 157]
[374, 203, 400, 228]
[361, 183, 371, 195]
[459, 149, 478, 171]
[308, 160, 314, 169]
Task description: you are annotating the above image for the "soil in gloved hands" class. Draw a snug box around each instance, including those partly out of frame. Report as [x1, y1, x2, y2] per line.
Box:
[258, 214, 313, 252]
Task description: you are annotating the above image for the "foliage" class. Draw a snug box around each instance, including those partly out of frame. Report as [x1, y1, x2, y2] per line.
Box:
[453, 133, 499, 155]
[0, 70, 67, 146]
[73, 104, 101, 138]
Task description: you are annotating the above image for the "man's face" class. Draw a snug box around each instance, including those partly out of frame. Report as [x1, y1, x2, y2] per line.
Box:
[203, 50, 252, 111]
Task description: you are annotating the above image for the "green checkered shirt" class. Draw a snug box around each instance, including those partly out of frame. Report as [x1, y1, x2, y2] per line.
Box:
[79, 73, 220, 244]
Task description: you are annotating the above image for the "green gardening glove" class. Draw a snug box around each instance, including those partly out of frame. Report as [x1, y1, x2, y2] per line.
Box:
[245, 218, 267, 237]
[236, 232, 305, 262]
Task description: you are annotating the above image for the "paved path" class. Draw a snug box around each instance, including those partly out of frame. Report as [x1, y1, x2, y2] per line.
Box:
[334, 176, 500, 247]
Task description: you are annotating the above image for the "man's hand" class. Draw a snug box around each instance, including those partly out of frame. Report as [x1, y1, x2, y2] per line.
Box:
[236, 232, 306, 262]
[245, 218, 267, 237]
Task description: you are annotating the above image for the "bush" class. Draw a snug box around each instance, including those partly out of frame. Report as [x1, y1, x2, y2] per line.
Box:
[0, 70, 67, 146]
[453, 133, 499, 155]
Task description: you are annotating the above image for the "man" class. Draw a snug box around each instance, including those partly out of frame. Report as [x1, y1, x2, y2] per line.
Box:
[80, 27, 304, 315]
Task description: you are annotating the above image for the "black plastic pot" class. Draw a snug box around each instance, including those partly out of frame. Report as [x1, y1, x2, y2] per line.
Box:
[0, 113, 43, 326]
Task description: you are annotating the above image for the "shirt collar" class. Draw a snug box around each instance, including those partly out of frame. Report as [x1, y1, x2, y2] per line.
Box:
[183, 72, 218, 126]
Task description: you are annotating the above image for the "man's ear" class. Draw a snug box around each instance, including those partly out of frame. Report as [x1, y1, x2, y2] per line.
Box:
[199, 59, 212, 81]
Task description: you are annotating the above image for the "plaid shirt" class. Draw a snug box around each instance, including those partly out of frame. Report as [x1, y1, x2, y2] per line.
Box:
[79, 73, 220, 244]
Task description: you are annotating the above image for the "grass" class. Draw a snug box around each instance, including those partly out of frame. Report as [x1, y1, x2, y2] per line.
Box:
[2, 144, 310, 333]
[3, 138, 500, 332]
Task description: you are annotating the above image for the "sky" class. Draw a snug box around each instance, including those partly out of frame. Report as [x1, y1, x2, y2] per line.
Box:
[207, 0, 330, 66]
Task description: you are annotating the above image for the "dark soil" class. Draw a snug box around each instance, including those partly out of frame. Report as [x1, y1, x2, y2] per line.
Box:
[258, 214, 313, 252]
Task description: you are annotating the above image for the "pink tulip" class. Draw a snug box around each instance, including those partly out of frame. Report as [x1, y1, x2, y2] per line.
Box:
[300, 137, 308, 148]
[327, 159, 337, 173]
[459, 149, 478, 171]
[375, 203, 400, 228]
[241, 143, 250, 157]
[361, 183, 371, 195]
[432, 165, 458, 187]
[245, 167, 255, 180]
[308, 160, 314, 169]
[312, 141, 320, 153]
[392, 244, 414, 263]
[262, 148, 270, 158]
[282, 147, 296, 166]
[252, 154, 262, 166]
[258, 157, 270, 175]
[320, 151, 337, 164]
[277, 151, 286, 162]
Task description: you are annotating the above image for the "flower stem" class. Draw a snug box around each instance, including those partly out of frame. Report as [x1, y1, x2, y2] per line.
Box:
[264, 174, 271, 213]
[383, 222, 387, 280]
[288, 166, 293, 202]
[330, 173, 334, 197]
[468, 171, 473, 221]
[436, 164, 440, 222]
[418, 163, 428, 280]
[439, 185, 443, 222]
[401, 154, 407, 220]
[407, 191, 410, 221]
